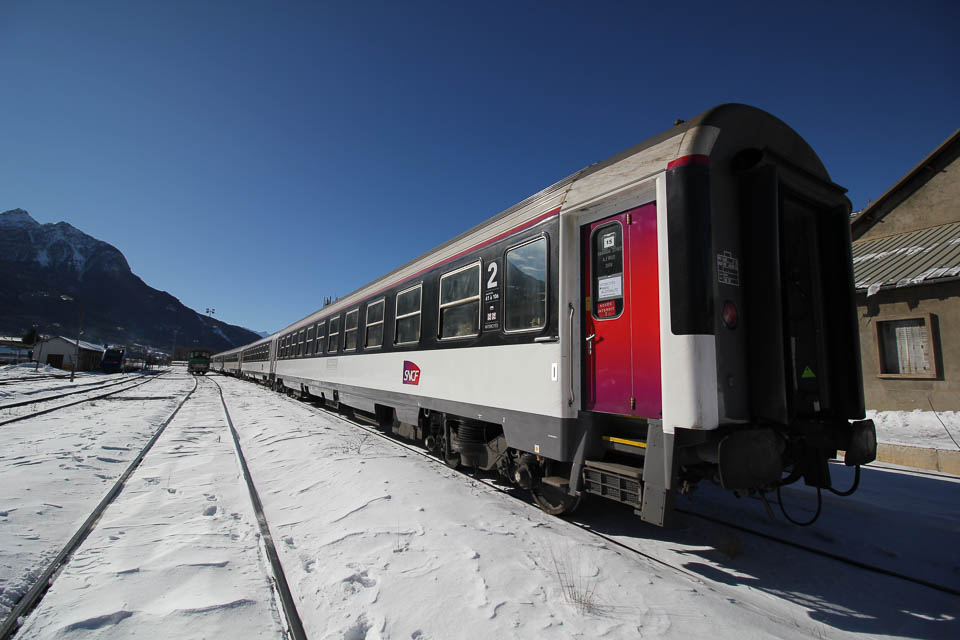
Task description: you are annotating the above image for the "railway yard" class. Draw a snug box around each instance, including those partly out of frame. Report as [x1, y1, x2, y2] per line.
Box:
[0, 366, 956, 639]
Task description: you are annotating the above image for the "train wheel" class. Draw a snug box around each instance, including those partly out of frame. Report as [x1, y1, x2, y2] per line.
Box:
[531, 483, 580, 515]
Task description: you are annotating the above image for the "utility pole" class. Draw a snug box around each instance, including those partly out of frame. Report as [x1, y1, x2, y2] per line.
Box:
[34, 325, 42, 372]
[61, 295, 82, 383]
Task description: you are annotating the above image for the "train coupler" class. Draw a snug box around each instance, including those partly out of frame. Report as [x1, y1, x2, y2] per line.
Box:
[716, 428, 784, 491]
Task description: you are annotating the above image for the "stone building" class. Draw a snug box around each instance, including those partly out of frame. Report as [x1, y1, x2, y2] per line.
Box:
[851, 129, 960, 411]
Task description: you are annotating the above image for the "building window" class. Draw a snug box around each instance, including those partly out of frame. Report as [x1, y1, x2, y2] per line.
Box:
[877, 314, 938, 379]
[505, 236, 547, 332]
[344, 309, 359, 351]
[328, 316, 340, 353]
[395, 284, 422, 345]
[365, 299, 385, 349]
[439, 262, 481, 339]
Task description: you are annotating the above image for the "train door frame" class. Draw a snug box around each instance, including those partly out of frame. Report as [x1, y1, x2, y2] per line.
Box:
[580, 203, 662, 419]
[561, 177, 660, 418]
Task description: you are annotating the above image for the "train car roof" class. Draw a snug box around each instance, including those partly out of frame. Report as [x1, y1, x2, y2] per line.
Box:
[213, 103, 836, 357]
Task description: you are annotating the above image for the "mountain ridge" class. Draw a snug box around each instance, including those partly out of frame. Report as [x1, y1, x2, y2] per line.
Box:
[0, 208, 259, 353]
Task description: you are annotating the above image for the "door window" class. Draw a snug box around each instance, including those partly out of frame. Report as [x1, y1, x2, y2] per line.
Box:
[591, 222, 624, 319]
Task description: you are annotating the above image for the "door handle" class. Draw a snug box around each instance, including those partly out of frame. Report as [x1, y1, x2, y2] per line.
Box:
[585, 333, 596, 355]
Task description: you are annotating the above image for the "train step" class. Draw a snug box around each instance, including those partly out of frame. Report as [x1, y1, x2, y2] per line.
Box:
[600, 435, 648, 456]
[541, 476, 569, 489]
[582, 460, 643, 508]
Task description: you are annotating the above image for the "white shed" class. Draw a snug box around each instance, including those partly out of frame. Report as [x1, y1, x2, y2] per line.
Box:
[34, 336, 105, 371]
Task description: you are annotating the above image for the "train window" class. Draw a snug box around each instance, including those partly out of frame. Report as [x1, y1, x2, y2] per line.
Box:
[365, 299, 385, 349]
[297, 329, 304, 357]
[306, 325, 314, 354]
[505, 237, 547, 332]
[328, 316, 340, 353]
[344, 309, 359, 351]
[395, 284, 422, 345]
[439, 262, 481, 339]
[591, 222, 625, 320]
[315, 321, 326, 354]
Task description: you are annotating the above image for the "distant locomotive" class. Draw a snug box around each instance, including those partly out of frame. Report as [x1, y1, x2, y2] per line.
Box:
[100, 347, 125, 374]
[213, 104, 876, 526]
[188, 350, 211, 376]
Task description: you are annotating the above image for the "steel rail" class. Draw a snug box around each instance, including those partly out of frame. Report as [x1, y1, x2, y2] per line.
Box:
[0, 374, 72, 385]
[0, 374, 141, 411]
[0, 375, 199, 640]
[0, 374, 159, 428]
[209, 377, 307, 640]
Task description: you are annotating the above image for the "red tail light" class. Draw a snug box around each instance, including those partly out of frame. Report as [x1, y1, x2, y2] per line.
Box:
[721, 301, 738, 329]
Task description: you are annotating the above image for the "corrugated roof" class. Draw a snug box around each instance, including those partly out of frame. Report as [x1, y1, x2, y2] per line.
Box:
[852, 221, 960, 294]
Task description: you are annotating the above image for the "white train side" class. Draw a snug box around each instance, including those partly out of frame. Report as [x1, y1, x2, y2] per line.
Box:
[215, 104, 876, 525]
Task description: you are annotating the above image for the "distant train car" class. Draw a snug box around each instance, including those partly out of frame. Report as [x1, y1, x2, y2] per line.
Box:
[215, 104, 876, 526]
[188, 350, 212, 376]
[101, 347, 125, 374]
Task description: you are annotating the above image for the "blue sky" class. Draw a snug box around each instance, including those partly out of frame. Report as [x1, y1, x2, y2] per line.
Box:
[1, 1, 956, 336]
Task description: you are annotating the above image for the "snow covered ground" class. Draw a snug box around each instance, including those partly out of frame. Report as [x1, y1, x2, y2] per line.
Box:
[12, 375, 283, 639]
[0, 371, 194, 619]
[868, 409, 960, 450]
[1, 372, 957, 639]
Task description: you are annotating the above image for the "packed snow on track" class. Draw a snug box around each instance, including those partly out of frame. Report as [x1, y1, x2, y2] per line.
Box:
[0, 371, 194, 620]
[13, 377, 284, 639]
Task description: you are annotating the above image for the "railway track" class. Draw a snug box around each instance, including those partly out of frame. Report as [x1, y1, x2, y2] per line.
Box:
[0, 375, 199, 640]
[2, 375, 306, 639]
[209, 377, 306, 640]
[0, 373, 140, 408]
[0, 373, 161, 427]
[244, 375, 959, 603]
[0, 373, 72, 385]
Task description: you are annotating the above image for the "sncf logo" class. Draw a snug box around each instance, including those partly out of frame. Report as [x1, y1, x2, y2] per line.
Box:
[402, 360, 421, 385]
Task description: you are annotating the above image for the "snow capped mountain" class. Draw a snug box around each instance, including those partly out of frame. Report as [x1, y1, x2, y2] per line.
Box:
[0, 209, 130, 279]
[0, 208, 260, 352]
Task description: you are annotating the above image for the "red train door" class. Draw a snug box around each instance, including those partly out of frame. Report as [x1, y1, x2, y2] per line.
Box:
[582, 203, 662, 417]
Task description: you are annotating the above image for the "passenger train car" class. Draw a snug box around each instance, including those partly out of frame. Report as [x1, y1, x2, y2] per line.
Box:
[214, 104, 876, 526]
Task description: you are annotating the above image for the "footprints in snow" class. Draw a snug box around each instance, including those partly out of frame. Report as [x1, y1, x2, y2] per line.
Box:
[342, 569, 377, 593]
[202, 493, 218, 516]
